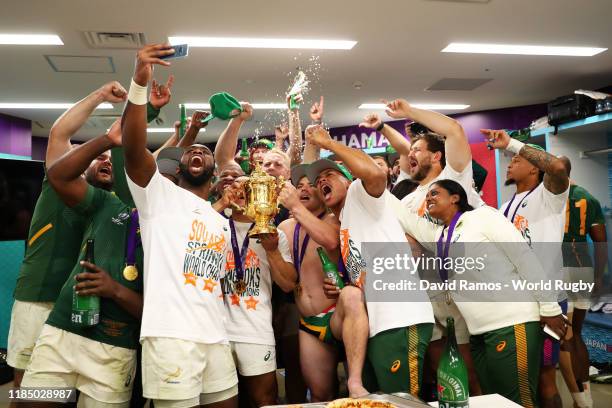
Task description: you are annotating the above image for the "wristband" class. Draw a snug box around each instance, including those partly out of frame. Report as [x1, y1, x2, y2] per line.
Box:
[376, 122, 385, 132]
[128, 79, 148, 105]
[506, 137, 525, 155]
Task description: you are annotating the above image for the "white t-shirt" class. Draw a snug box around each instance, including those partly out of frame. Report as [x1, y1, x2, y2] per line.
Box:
[500, 182, 569, 300]
[400, 206, 561, 335]
[340, 180, 434, 337]
[221, 220, 292, 345]
[401, 164, 482, 220]
[127, 170, 231, 344]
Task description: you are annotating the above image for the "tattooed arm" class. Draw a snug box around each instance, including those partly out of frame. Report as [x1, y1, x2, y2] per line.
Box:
[481, 129, 569, 194]
[519, 144, 569, 194]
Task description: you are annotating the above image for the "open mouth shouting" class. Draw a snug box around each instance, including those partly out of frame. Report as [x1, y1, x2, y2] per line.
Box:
[98, 164, 112, 178]
[189, 154, 204, 172]
[319, 182, 333, 201]
[299, 191, 311, 203]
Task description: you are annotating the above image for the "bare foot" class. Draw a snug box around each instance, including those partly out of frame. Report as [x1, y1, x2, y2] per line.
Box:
[347, 379, 369, 398]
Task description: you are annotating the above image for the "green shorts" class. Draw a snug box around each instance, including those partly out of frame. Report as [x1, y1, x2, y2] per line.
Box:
[470, 321, 542, 408]
[363, 323, 433, 396]
[299, 305, 337, 345]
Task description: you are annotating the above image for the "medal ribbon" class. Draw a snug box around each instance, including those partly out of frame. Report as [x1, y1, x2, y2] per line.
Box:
[503, 187, 536, 223]
[293, 211, 327, 278]
[436, 211, 462, 282]
[125, 209, 140, 266]
[229, 218, 255, 282]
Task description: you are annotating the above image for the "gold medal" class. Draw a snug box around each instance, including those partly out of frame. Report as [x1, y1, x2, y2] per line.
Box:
[123, 265, 138, 281]
[234, 279, 247, 295]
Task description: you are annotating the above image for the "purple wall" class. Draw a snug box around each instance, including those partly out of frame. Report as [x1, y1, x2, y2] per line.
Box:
[0, 113, 32, 157]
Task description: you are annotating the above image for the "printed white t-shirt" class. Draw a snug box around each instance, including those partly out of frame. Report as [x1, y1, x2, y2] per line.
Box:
[500, 182, 569, 300]
[127, 170, 231, 344]
[399, 206, 562, 335]
[222, 220, 292, 345]
[401, 164, 481, 218]
[340, 179, 434, 337]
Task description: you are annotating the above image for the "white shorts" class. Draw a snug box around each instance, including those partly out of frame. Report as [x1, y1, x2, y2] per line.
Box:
[430, 297, 470, 344]
[21, 324, 136, 406]
[565, 267, 594, 310]
[230, 341, 276, 376]
[7, 299, 54, 370]
[142, 337, 238, 407]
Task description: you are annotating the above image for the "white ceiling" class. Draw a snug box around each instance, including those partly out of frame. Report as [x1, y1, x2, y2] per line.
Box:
[1, 0, 611, 145]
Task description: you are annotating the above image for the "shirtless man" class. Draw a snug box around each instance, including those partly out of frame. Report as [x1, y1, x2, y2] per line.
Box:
[278, 165, 342, 401]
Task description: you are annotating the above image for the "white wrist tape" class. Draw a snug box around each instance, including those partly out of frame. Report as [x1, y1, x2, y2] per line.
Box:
[128, 79, 148, 105]
[506, 137, 525, 155]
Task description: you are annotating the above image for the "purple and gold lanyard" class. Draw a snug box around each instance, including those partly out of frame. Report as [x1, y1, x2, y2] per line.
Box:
[229, 219, 254, 282]
[125, 209, 140, 267]
[503, 187, 536, 223]
[293, 211, 327, 278]
[436, 211, 462, 282]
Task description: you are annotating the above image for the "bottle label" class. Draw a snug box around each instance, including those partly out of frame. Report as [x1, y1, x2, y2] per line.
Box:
[438, 371, 469, 406]
[326, 271, 338, 285]
[439, 402, 469, 408]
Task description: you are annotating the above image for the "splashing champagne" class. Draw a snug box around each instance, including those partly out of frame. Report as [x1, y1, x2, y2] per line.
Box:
[288, 71, 309, 109]
[437, 317, 469, 408]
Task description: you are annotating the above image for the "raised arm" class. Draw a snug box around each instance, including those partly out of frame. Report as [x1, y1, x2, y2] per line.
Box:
[286, 94, 304, 166]
[177, 110, 211, 148]
[47, 122, 121, 207]
[213, 102, 253, 170]
[122, 44, 174, 187]
[305, 125, 387, 197]
[303, 96, 324, 163]
[481, 129, 569, 194]
[385, 99, 471, 172]
[46, 82, 126, 168]
[274, 124, 289, 153]
[360, 113, 411, 173]
[278, 183, 340, 251]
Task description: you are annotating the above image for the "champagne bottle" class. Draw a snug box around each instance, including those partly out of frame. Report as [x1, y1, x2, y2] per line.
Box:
[239, 138, 251, 174]
[437, 317, 469, 408]
[179, 104, 187, 138]
[71, 239, 100, 327]
[317, 247, 344, 289]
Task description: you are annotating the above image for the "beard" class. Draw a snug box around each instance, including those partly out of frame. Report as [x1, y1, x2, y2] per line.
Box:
[411, 160, 432, 182]
[85, 170, 113, 191]
[505, 178, 516, 186]
[179, 162, 215, 186]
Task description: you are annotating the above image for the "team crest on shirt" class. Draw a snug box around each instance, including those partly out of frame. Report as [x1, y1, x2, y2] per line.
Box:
[521, 200, 529, 208]
[340, 229, 366, 287]
[111, 211, 130, 225]
[513, 215, 532, 247]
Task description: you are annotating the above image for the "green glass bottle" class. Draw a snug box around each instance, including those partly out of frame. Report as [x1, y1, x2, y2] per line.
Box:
[179, 104, 187, 138]
[506, 128, 531, 142]
[71, 239, 100, 327]
[437, 317, 469, 408]
[239, 138, 251, 174]
[317, 247, 344, 289]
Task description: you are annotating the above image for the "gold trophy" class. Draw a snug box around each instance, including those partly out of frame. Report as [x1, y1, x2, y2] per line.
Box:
[233, 164, 285, 237]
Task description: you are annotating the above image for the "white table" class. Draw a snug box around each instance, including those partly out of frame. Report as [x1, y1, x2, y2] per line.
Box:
[428, 394, 522, 407]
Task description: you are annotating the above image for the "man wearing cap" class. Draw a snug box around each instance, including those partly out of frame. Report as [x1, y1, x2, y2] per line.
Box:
[483, 129, 570, 408]
[156, 146, 182, 184]
[304, 124, 435, 397]
[278, 164, 370, 401]
[122, 43, 237, 408]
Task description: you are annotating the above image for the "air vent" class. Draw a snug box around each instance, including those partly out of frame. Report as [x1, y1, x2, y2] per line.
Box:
[426, 78, 492, 91]
[83, 31, 146, 49]
[45, 55, 115, 73]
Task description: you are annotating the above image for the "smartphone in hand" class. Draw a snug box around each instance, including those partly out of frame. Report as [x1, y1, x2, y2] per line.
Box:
[159, 44, 189, 60]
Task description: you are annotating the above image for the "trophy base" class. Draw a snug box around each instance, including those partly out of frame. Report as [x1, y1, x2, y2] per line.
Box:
[249, 224, 277, 238]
